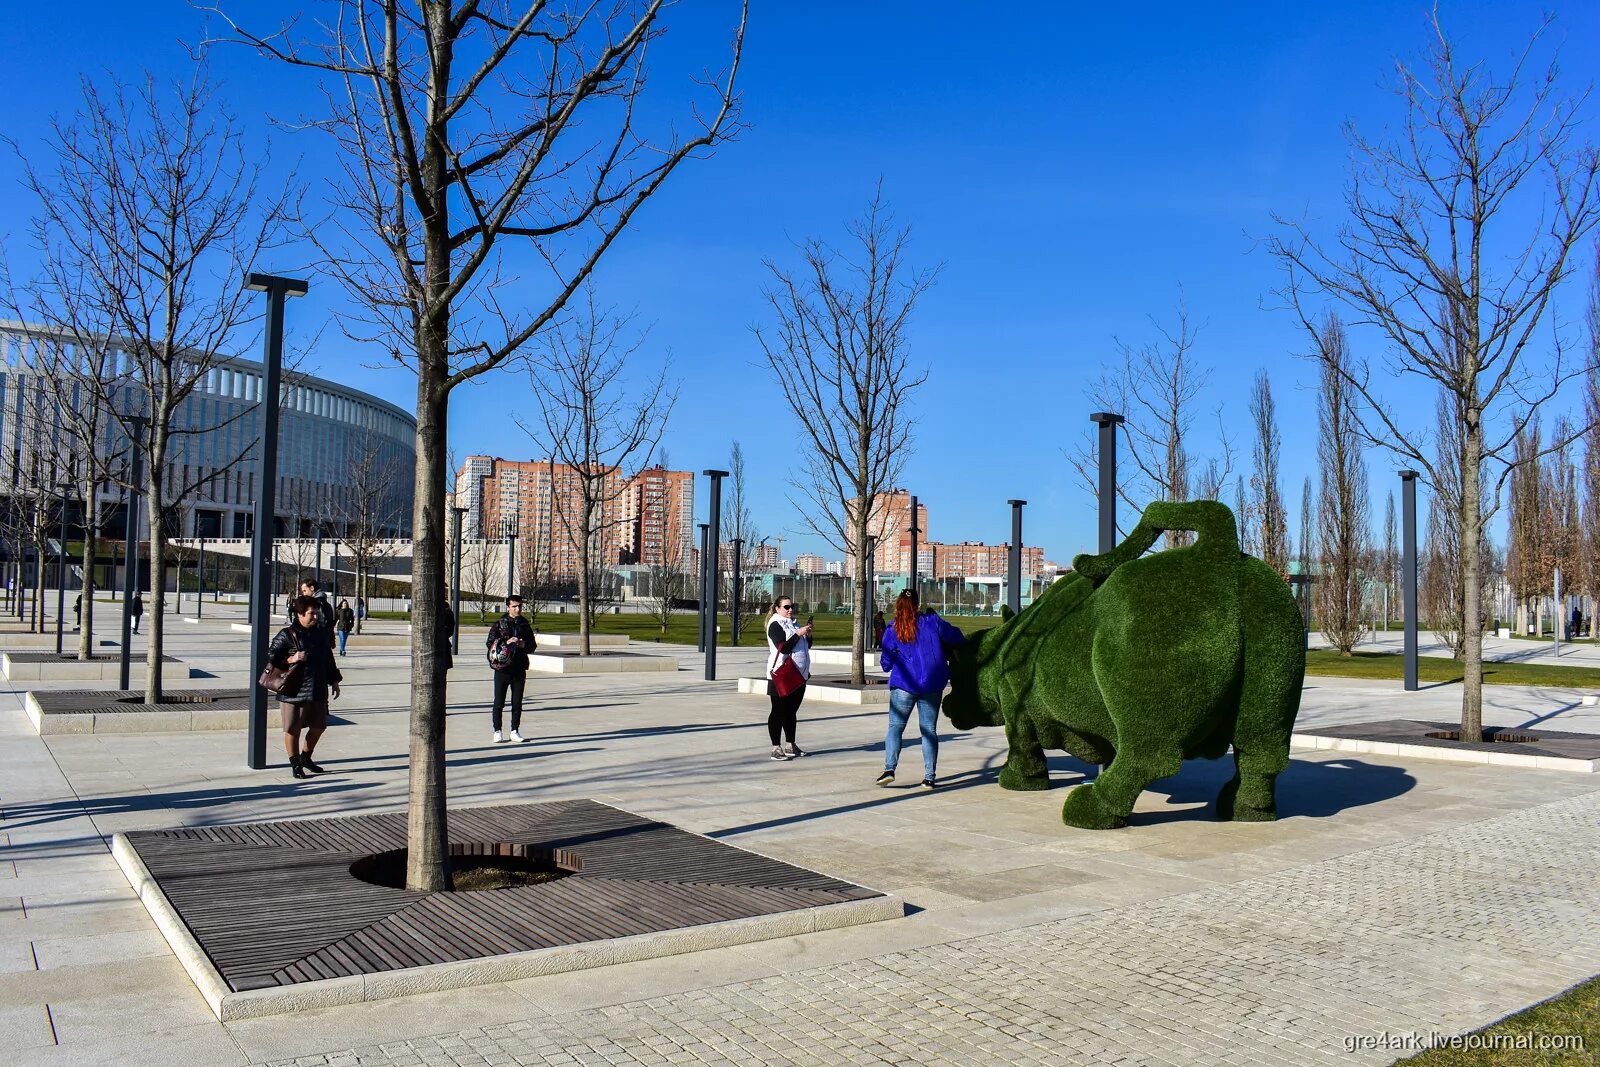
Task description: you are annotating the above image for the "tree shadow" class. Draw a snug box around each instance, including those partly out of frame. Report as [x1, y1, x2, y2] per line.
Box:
[0, 780, 378, 831]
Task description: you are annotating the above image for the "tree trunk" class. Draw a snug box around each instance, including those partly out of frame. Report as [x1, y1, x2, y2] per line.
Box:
[578, 499, 593, 656]
[1459, 408, 1484, 742]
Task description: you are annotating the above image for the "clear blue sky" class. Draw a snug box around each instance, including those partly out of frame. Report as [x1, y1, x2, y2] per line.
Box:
[3, 2, 1597, 563]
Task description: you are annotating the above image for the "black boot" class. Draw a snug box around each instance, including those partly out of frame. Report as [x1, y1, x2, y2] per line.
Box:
[300, 752, 326, 774]
[290, 754, 309, 780]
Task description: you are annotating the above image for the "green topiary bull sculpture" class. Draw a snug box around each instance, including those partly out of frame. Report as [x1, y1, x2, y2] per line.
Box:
[944, 500, 1305, 829]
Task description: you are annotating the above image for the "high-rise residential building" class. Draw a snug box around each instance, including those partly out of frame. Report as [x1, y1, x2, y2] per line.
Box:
[453, 456, 693, 579]
[794, 552, 827, 575]
[847, 489, 927, 574]
[718, 540, 782, 571]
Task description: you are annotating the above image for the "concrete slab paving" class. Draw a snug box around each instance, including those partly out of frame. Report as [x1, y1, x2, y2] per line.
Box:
[0, 624, 1597, 1065]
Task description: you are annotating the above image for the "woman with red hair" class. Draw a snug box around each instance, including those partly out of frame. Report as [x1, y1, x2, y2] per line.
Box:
[877, 588, 965, 788]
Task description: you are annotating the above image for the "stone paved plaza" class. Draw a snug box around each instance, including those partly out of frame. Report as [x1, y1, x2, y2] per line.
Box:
[4, 607, 1599, 1066]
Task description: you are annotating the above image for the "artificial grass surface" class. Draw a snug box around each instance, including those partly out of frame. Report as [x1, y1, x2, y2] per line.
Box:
[1305, 650, 1600, 688]
[1389, 974, 1597, 1065]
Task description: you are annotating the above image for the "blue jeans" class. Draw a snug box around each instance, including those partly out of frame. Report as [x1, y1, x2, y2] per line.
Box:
[885, 689, 941, 779]
[337, 630, 348, 655]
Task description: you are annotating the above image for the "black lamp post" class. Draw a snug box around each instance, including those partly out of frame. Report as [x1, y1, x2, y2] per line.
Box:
[1007, 499, 1026, 616]
[504, 517, 518, 601]
[119, 418, 147, 690]
[245, 272, 308, 770]
[908, 493, 919, 597]
[864, 534, 879, 648]
[702, 469, 728, 680]
[55, 479, 75, 657]
[1089, 412, 1124, 553]
[196, 535, 205, 620]
[697, 523, 710, 653]
[1400, 470, 1419, 692]
[730, 537, 743, 645]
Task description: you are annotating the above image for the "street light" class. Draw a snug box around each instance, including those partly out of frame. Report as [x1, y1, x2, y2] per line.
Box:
[1089, 412, 1124, 553]
[245, 272, 309, 770]
[119, 418, 147, 690]
[503, 516, 519, 601]
[55, 477, 76, 657]
[1007, 499, 1026, 616]
[702, 470, 728, 681]
[450, 506, 467, 655]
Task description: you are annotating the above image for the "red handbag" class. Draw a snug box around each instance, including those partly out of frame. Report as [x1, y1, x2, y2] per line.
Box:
[771, 655, 806, 698]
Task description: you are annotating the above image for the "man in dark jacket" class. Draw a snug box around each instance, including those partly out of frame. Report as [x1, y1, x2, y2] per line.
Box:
[130, 592, 144, 633]
[296, 577, 337, 650]
[438, 588, 456, 672]
[486, 594, 535, 743]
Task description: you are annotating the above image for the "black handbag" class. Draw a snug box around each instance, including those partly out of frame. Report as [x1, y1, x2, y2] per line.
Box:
[258, 632, 304, 695]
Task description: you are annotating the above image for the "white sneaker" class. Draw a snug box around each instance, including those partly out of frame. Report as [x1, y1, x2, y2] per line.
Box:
[492, 731, 506, 744]
[510, 730, 525, 743]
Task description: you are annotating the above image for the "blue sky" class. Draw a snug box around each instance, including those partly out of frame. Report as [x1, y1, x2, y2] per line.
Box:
[3, 2, 1597, 563]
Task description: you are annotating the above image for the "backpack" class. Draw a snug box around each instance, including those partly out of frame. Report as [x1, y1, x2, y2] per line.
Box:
[487, 621, 515, 670]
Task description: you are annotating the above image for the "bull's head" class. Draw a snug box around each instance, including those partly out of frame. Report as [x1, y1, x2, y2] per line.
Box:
[942, 626, 1003, 729]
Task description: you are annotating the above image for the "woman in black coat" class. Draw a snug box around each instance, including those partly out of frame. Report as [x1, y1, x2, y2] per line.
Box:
[269, 595, 343, 779]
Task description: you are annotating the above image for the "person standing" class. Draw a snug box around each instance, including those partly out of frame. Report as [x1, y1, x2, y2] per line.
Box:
[296, 577, 337, 650]
[486, 594, 534, 743]
[334, 598, 355, 656]
[765, 596, 813, 761]
[130, 592, 144, 634]
[74, 594, 81, 631]
[439, 589, 456, 672]
[269, 595, 343, 779]
[871, 609, 886, 650]
[877, 589, 965, 789]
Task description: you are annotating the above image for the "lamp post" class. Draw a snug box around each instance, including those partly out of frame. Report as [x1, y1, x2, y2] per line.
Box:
[196, 535, 205, 620]
[703, 469, 728, 680]
[908, 493, 919, 600]
[1007, 499, 1026, 616]
[450, 507, 466, 656]
[864, 534, 878, 648]
[245, 272, 308, 770]
[504, 517, 518, 601]
[119, 418, 146, 690]
[55, 479, 74, 657]
[1089, 412, 1124, 553]
[314, 527, 323, 588]
[1400, 470, 1419, 693]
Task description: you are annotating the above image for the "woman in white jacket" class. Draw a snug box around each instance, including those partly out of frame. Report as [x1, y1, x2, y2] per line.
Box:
[765, 596, 813, 761]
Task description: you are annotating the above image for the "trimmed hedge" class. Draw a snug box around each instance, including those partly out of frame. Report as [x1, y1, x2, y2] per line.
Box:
[944, 500, 1305, 829]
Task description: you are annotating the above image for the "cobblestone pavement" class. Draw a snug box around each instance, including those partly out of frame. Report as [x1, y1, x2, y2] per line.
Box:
[262, 791, 1600, 1067]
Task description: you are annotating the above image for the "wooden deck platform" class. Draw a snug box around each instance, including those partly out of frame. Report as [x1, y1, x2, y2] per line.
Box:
[116, 800, 895, 1017]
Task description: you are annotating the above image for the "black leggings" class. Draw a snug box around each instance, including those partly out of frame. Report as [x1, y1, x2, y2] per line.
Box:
[767, 684, 805, 745]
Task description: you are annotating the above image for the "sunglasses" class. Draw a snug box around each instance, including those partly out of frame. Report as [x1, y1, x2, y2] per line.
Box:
[780, 604, 796, 610]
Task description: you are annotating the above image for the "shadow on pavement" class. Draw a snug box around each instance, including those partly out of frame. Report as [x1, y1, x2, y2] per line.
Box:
[1129, 755, 1415, 825]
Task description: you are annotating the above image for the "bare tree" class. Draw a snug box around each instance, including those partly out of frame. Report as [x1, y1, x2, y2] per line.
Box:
[1249, 370, 1290, 578]
[1267, 13, 1600, 739]
[724, 441, 765, 642]
[754, 190, 935, 683]
[218, 0, 745, 891]
[1313, 315, 1370, 654]
[14, 70, 289, 701]
[330, 429, 405, 634]
[467, 537, 498, 625]
[1070, 299, 1232, 546]
[1583, 254, 1600, 626]
[1543, 417, 1580, 636]
[525, 296, 674, 654]
[1297, 476, 1315, 628]
[1381, 490, 1398, 628]
[1505, 419, 1547, 632]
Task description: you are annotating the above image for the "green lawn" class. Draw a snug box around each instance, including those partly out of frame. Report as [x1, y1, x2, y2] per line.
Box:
[1390, 974, 1597, 1065]
[381, 607, 1007, 648]
[1306, 649, 1600, 688]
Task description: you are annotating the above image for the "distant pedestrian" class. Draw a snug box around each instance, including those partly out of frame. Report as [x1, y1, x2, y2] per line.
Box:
[877, 588, 965, 789]
[74, 594, 81, 630]
[872, 609, 886, 650]
[335, 599, 355, 656]
[486, 594, 534, 743]
[295, 577, 337, 650]
[1570, 606, 1583, 640]
[765, 596, 813, 761]
[130, 592, 144, 633]
[439, 591, 456, 672]
[357, 596, 367, 620]
[269, 595, 343, 779]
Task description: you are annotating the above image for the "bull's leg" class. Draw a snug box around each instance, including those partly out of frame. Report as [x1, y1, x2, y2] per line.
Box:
[1060, 741, 1183, 830]
[998, 713, 1050, 791]
[1217, 558, 1305, 822]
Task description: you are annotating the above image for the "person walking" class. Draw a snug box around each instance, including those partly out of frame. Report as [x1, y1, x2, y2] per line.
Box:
[439, 588, 456, 672]
[877, 588, 965, 789]
[296, 577, 337, 650]
[486, 594, 534, 743]
[334, 598, 355, 656]
[130, 592, 143, 633]
[268, 594, 343, 779]
[73, 594, 81, 631]
[871, 609, 886, 650]
[765, 596, 813, 761]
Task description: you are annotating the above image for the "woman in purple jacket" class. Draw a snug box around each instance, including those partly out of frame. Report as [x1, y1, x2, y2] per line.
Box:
[877, 589, 965, 789]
